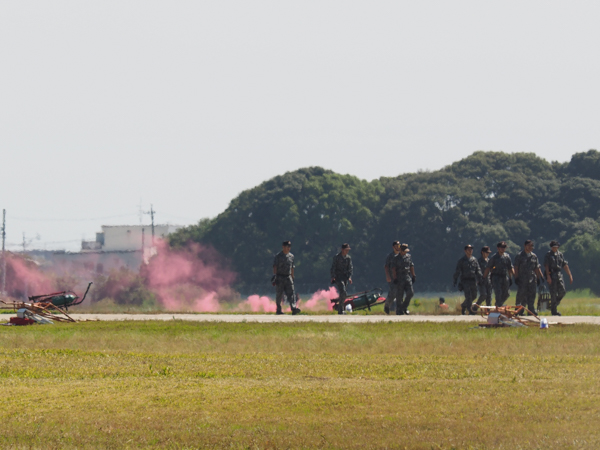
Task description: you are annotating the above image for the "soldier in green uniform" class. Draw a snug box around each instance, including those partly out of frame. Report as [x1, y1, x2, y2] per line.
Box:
[392, 243, 416, 315]
[331, 243, 353, 315]
[476, 246, 492, 307]
[272, 241, 300, 315]
[544, 240, 573, 316]
[514, 239, 544, 315]
[483, 241, 514, 307]
[453, 244, 483, 315]
[383, 241, 401, 315]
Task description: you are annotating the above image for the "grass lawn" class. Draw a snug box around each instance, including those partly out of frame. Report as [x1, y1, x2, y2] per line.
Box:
[1, 321, 599, 448]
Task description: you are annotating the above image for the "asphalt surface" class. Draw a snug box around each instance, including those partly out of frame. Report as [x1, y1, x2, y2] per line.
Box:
[9, 313, 599, 324]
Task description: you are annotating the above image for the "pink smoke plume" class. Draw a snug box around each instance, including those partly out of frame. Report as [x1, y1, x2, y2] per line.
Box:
[143, 239, 236, 312]
[299, 287, 338, 311]
[237, 295, 277, 312]
[5, 254, 56, 299]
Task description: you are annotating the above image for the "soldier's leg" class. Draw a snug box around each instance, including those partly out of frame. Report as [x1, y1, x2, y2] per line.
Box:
[555, 277, 566, 310]
[492, 277, 503, 307]
[336, 280, 347, 313]
[462, 282, 477, 313]
[384, 282, 396, 313]
[549, 275, 559, 313]
[461, 282, 473, 313]
[275, 282, 284, 314]
[477, 282, 487, 306]
[525, 281, 537, 314]
[500, 277, 511, 307]
[402, 281, 414, 313]
[284, 279, 297, 310]
[395, 281, 405, 315]
[515, 284, 527, 308]
[485, 282, 492, 306]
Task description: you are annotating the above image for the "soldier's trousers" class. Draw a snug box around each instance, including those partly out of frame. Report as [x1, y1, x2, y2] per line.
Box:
[384, 281, 397, 311]
[461, 280, 478, 312]
[477, 279, 492, 306]
[335, 279, 350, 312]
[275, 276, 296, 311]
[516, 278, 537, 311]
[549, 273, 566, 309]
[395, 277, 414, 313]
[491, 275, 510, 307]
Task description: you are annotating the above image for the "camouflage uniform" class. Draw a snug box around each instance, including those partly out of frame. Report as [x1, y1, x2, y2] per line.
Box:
[477, 256, 492, 306]
[453, 255, 483, 313]
[486, 253, 513, 307]
[331, 252, 353, 313]
[273, 251, 297, 312]
[393, 253, 414, 314]
[544, 250, 568, 310]
[384, 252, 398, 311]
[514, 250, 540, 312]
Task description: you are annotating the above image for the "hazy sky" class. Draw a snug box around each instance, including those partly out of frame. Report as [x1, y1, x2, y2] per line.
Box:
[1, 1, 599, 251]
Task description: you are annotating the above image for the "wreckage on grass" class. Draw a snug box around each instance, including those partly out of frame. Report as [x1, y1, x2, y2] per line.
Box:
[1, 282, 92, 325]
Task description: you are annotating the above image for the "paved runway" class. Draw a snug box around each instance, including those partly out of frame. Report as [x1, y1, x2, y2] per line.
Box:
[15, 313, 600, 324]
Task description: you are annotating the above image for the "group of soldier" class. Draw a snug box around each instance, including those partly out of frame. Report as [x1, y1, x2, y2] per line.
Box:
[272, 238, 573, 316]
[452, 239, 573, 316]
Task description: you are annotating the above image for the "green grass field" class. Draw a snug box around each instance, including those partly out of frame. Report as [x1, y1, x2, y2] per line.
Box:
[51, 289, 600, 315]
[1, 321, 599, 449]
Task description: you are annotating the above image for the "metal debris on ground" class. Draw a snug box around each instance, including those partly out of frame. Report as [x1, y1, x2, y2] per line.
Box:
[472, 304, 561, 328]
[0, 282, 92, 325]
[330, 288, 385, 313]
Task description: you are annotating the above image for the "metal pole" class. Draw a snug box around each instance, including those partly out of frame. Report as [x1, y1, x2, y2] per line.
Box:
[1, 210, 6, 295]
[150, 205, 155, 247]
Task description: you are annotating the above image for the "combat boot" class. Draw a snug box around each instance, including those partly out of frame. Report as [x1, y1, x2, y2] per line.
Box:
[292, 308, 301, 315]
[384, 305, 390, 315]
[551, 306, 561, 316]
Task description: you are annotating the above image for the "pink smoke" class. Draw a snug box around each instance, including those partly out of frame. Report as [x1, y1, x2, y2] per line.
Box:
[143, 239, 236, 312]
[237, 295, 277, 312]
[5, 254, 56, 299]
[299, 287, 338, 311]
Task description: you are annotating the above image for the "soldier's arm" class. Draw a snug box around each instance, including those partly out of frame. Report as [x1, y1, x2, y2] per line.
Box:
[545, 263, 552, 284]
[453, 261, 461, 285]
[291, 266, 295, 279]
[410, 266, 415, 277]
[535, 265, 543, 279]
[384, 264, 391, 282]
[273, 266, 277, 275]
[564, 265, 573, 283]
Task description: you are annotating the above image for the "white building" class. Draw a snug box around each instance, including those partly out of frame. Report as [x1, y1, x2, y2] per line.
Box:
[82, 224, 182, 252]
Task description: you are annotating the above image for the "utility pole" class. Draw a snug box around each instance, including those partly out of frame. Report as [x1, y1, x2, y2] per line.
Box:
[1, 210, 5, 295]
[143, 204, 156, 246]
[22, 232, 26, 253]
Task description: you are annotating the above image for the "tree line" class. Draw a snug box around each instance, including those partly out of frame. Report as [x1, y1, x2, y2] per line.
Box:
[170, 150, 600, 294]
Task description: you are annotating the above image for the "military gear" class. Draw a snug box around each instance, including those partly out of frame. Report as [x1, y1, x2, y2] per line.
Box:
[393, 253, 414, 313]
[331, 252, 353, 312]
[331, 252, 353, 280]
[487, 252, 513, 307]
[477, 255, 492, 306]
[273, 251, 297, 312]
[514, 250, 541, 312]
[384, 251, 399, 312]
[544, 249, 569, 313]
[454, 254, 482, 312]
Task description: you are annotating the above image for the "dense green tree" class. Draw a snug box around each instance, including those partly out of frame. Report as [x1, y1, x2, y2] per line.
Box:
[170, 151, 600, 292]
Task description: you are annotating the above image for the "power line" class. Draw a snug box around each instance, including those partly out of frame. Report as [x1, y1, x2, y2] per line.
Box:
[11, 213, 139, 222]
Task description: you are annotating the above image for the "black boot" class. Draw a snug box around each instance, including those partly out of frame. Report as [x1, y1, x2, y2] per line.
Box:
[292, 308, 301, 315]
[276, 308, 283, 315]
[551, 306, 561, 316]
